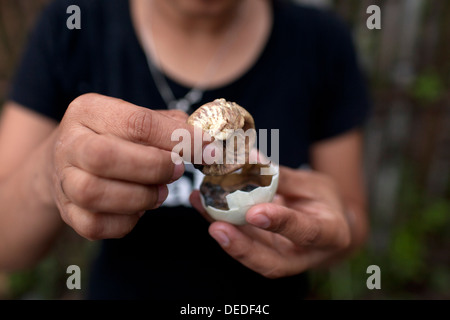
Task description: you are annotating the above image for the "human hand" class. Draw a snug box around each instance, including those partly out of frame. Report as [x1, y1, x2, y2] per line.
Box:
[190, 166, 352, 278]
[49, 93, 200, 240]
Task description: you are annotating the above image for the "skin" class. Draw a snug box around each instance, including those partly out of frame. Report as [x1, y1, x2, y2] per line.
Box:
[0, 96, 200, 271]
[190, 131, 368, 278]
[131, 0, 272, 88]
[0, 0, 368, 277]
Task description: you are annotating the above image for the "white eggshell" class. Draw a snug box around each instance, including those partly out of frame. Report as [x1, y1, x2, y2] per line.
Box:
[200, 164, 279, 225]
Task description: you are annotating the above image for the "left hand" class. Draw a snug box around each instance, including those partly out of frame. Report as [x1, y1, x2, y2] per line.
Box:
[190, 166, 352, 278]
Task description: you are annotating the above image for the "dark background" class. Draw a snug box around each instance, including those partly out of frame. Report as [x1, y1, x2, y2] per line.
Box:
[0, 0, 449, 299]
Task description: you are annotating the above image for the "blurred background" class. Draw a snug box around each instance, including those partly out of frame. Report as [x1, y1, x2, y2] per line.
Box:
[0, 0, 449, 299]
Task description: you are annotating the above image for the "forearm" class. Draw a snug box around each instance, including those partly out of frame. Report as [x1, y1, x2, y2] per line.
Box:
[316, 199, 368, 269]
[0, 131, 62, 271]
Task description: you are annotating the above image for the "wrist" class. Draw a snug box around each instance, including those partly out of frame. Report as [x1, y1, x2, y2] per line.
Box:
[31, 130, 59, 210]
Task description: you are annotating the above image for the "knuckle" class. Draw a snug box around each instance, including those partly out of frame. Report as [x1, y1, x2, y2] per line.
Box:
[79, 215, 105, 241]
[149, 153, 173, 183]
[269, 212, 290, 234]
[336, 226, 351, 250]
[126, 109, 157, 143]
[67, 97, 82, 115]
[67, 93, 98, 115]
[136, 186, 159, 210]
[267, 205, 322, 247]
[301, 220, 322, 246]
[72, 174, 101, 208]
[69, 209, 105, 241]
[81, 136, 113, 173]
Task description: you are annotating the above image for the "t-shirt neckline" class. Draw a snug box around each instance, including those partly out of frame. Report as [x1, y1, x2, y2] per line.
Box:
[122, 0, 278, 95]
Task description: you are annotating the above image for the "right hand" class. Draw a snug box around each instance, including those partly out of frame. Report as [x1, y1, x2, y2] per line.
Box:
[49, 93, 200, 240]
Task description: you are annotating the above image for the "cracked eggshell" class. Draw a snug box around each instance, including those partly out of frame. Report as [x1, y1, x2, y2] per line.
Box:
[200, 164, 279, 225]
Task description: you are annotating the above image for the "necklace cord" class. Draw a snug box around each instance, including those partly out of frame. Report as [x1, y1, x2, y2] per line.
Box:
[139, 2, 244, 112]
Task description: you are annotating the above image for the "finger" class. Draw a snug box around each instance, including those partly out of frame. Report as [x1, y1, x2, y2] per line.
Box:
[209, 220, 339, 278]
[277, 166, 323, 199]
[63, 203, 140, 240]
[69, 133, 184, 184]
[61, 166, 168, 214]
[208, 221, 286, 278]
[157, 109, 189, 123]
[68, 94, 212, 162]
[246, 203, 349, 249]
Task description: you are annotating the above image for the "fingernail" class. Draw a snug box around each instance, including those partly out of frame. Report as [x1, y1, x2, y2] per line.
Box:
[210, 230, 230, 247]
[248, 214, 271, 229]
[171, 163, 184, 182]
[156, 185, 168, 207]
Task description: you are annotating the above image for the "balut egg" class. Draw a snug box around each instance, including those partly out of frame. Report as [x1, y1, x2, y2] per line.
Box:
[187, 98, 279, 225]
[199, 163, 279, 225]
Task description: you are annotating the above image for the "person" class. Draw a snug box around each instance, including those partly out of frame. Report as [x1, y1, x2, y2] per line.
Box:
[0, 0, 370, 299]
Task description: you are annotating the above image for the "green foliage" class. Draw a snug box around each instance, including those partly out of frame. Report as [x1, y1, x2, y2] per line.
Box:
[412, 72, 445, 105]
[8, 271, 35, 299]
[430, 267, 450, 296]
[310, 162, 450, 300]
[389, 227, 425, 282]
[8, 255, 61, 299]
[6, 233, 97, 300]
[420, 200, 450, 233]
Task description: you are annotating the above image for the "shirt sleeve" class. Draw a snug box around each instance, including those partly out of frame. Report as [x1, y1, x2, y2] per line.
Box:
[309, 10, 372, 142]
[8, 1, 69, 121]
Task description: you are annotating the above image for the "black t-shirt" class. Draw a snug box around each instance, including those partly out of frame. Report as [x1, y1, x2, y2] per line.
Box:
[9, 0, 370, 299]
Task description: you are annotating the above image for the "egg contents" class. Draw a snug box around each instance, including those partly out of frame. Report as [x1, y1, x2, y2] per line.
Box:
[187, 98, 255, 176]
[187, 99, 278, 225]
[199, 163, 279, 225]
